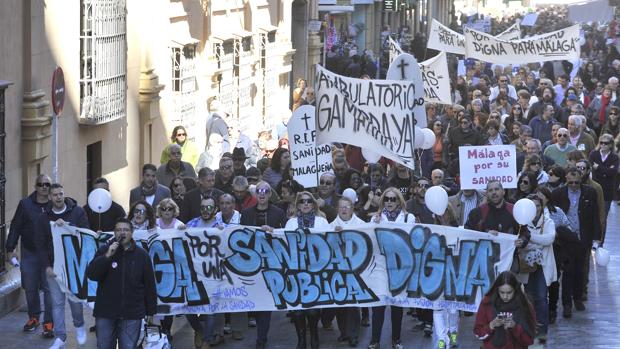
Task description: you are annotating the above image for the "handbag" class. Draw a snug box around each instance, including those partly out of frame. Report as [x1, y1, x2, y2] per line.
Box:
[139, 324, 171, 349]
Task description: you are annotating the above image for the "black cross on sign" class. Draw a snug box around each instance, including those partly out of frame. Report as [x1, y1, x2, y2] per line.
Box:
[397, 59, 409, 79]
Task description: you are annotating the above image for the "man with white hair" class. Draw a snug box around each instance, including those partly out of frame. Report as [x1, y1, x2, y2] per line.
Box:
[567, 114, 595, 157]
[543, 128, 576, 167]
[608, 76, 619, 100]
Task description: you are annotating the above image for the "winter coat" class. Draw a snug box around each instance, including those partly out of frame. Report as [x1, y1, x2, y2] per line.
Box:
[6, 192, 48, 252]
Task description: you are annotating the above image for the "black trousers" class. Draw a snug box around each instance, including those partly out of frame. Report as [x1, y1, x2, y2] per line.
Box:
[336, 307, 361, 340]
[549, 242, 585, 309]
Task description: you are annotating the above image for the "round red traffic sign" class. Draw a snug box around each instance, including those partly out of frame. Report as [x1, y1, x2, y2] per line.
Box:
[51, 67, 65, 115]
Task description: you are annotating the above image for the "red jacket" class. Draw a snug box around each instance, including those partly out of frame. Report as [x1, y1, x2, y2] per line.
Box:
[474, 296, 535, 349]
[236, 194, 257, 212]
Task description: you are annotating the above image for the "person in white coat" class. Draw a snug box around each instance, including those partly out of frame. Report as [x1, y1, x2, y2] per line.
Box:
[284, 191, 328, 349]
[368, 187, 416, 349]
[517, 194, 557, 343]
[329, 196, 365, 347]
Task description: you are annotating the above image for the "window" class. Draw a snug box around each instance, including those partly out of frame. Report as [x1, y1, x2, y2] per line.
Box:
[171, 44, 197, 93]
[79, 0, 127, 125]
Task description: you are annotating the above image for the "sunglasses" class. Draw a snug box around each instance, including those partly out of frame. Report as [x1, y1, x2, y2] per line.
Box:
[577, 166, 587, 170]
[221, 165, 232, 170]
[567, 181, 580, 186]
[383, 196, 398, 203]
[320, 180, 333, 185]
[557, 134, 568, 138]
[200, 205, 215, 212]
[499, 80, 508, 83]
[36, 182, 51, 188]
[418, 183, 429, 189]
[247, 177, 259, 182]
[161, 207, 174, 212]
[520, 180, 530, 185]
[611, 112, 618, 115]
[133, 208, 146, 215]
[299, 198, 313, 205]
[257, 188, 270, 195]
[600, 141, 612, 145]
[173, 182, 184, 187]
[176, 133, 186, 137]
[530, 162, 541, 166]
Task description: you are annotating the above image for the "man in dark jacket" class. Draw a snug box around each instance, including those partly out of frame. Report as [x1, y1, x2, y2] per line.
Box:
[35, 183, 90, 348]
[84, 177, 126, 232]
[180, 167, 224, 222]
[447, 115, 484, 161]
[6, 174, 53, 335]
[87, 218, 157, 349]
[551, 167, 601, 313]
[240, 181, 287, 349]
[464, 180, 518, 235]
[129, 164, 171, 208]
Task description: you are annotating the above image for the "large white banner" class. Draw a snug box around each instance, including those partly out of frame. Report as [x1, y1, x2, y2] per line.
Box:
[428, 19, 466, 55]
[315, 64, 424, 169]
[458, 145, 518, 190]
[51, 223, 517, 314]
[464, 24, 581, 65]
[288, 105, 333, 188]
[387, 38, 452, 105]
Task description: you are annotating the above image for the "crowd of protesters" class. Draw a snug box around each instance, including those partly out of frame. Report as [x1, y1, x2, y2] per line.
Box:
[5, 4, 620, 349]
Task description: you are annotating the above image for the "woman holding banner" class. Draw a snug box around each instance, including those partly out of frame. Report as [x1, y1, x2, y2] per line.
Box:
[474, 271, 536, 349]
[368, 187, 416, 349]
[285, 191, 329, 349]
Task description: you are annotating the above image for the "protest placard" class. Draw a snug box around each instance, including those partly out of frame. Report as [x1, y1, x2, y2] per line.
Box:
[464, 24, 580, 65]
[428, 19, 466, 55]
[388, 37, 403, 66]
[288, 105, 333, 188]
[315, 64, 425, 169]
[51, 223, 516, 314]
[496, 21, 521, 41]
[458, 145, 517, 190]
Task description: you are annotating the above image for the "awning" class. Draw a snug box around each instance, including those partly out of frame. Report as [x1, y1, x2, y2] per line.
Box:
[212, 31, 235, 42]
[169, 21, 199, 48]
[318, 5, 355, 13]
[259, 25, 279, 33]
[233, 30, 254, 38]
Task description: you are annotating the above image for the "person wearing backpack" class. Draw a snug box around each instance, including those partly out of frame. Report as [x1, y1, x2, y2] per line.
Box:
[464, 180, 519, 235]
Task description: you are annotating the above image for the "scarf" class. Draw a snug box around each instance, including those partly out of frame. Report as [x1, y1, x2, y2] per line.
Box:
[297, 210, 316, 228]
[491, 296, 534, 347]
[600, 94, 611, 126]
[382, 207, 401, 222]
[132, 219, 149, 230]
[141, 181, 157, 197]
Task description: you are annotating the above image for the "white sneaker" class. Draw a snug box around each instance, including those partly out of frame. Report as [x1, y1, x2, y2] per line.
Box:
[76, 326, 87, 345]
[49, 338, 66, 349]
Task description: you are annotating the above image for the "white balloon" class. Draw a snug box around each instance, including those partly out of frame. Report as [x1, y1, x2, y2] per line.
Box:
[421, 128, 436, 150]
[424, 186, 448, 216]
[88, 188, 112, 213]
[342, 188, 358, 203]
[595, 247, 610, 267]
[513, 199, 537, 225]
[414, 126, 424, 148]
[362, 148, 382, 163]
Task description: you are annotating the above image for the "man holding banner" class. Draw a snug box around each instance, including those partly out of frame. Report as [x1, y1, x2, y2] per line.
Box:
[86, 218, 157, 349]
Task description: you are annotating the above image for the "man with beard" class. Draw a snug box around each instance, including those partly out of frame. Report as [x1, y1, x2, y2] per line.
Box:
[240, 181, 287, 349]
[186, 197, 218, 227]
[464, 180, 518, 235]
[527, 86, 557, 122]
[129, 164, 171, 207]
[180, 167, 224, 222]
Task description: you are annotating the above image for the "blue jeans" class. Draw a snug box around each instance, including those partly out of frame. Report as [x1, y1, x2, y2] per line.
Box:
[255, 311, 271, 346]
[95, 317, 141, 349]
[21, 248, 52, 322]
[47, 275, 84, 341]
[525, 267, 548, 335]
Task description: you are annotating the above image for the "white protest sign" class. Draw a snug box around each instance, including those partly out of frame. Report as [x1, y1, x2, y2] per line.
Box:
[315, 64, 424, 169]
[387, 41, 452, 105]
[386, 53, 427, 129]
[464, 24, 580, 65]
[496, 21, 521, 41]
[419, 52, 452, 105]
[428, 19, 466, 55]
[388, 37, 404, 65]
[288, 105, 333, 188]
[458, 145, 517, 190]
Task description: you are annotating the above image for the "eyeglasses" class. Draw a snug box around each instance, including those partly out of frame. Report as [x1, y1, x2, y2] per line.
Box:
[257, 188, 270, 195]
[176, 133, 186, 137]
[383, 196, 398, 203]
[299, 198, 313, 205]
[221, 165, 232, 170]
[520, 180, 530, 185]
[600, 141, 612, 145]
[499, 79, 508, 83]
[200, 205, 215, 212]
[530, 162, 541, 166]
[567, 181, 581, 186]
[577, 166, 588, 171]
[418, 183, 429, 189]
[434, 123, 442, 127]
[160, 207, 174, 212]
[320, 180, 334, 185]
[36, 182, 51, 187]
[339, 206, 352, 210]
[173, 182, 183, 187]
[557, 134, 569, 138]
[611, 112, 618, 115]
[170, 152, 182, 156]
[247, 177, 259, 182]
[133, 208, 146, 215]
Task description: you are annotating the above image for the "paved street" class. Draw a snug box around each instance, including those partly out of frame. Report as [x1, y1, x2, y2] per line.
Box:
[2, 204, 620, 349]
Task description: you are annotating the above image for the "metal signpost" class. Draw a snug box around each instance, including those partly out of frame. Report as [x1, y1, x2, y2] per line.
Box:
[51, 67, 65, 183]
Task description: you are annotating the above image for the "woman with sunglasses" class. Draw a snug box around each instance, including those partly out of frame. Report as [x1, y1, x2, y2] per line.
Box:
[168, 176, 186, 208]
[474, 271, 536, 349]
[368, 187, 415, 349]
[503, 105, 527, 141]
[589, 133, 619, 219]
[127, 200, 156, 232]
[155, 198, 186, 230]
[511, 172, 538, 203]
[520, 154, 549, 185]
[546, 165, 566, 189]
[601, 106, 620, 139]
[284, 192, 329, 349]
